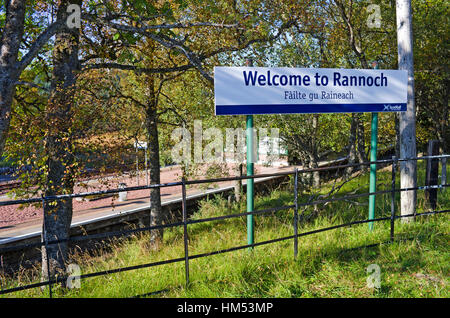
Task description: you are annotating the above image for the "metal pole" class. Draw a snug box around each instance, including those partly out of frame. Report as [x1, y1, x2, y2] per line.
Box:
[368, 62, 379, 231]
[181, 177, 189, 286]
[390, 156, 397, 242]
[425, 140, 439, 210]
[293, 168, 299, 258]
[368, 112, 378, 231]
[246, 58, 255, 249]
[441, 157, 447, 192]
[246, 114, 254, 248]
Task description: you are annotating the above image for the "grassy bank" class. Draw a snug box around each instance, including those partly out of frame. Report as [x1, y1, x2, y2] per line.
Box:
[1, 160, 449, 298]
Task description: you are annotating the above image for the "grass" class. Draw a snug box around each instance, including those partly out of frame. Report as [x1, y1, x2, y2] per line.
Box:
[0, 160, 449, 298]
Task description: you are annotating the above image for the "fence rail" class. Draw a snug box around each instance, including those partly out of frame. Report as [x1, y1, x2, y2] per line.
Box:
[0, 155, 449, 297]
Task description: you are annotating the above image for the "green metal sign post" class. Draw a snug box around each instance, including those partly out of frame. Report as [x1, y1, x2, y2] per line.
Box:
[246, 115, 255, 248]
[368, 62, 379, 231]
[246, 59, 255, 249]
[368, 112, 378, 231]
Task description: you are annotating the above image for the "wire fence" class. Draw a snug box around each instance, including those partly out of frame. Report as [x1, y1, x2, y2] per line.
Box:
[0, 154, 449, 297]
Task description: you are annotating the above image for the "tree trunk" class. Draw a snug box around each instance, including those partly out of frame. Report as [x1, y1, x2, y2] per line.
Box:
[311, 115, 320, 187]
[438, 77, 449, 154]
[0, 0, 61, 157]
[396, 0, 417, 222]
[234, 163, 242, 202]
[0, 78, 15, 157]
[0, 0, 26, 156]
[41, 0, 80, 282]
[146, 76, 163, 249]
[310, 155, 320, 188]
[355, 113, 366, 164]
[346, 113, 358, 176]
[346, 113, 365, 176]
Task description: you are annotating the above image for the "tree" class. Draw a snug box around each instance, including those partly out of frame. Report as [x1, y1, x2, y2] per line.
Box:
[41, 0, 81, 282]
[330, 0, 395, 171]
[413, 0, 449, 154]
[0, 0, 63, 157]
[396, 0, 417, 221]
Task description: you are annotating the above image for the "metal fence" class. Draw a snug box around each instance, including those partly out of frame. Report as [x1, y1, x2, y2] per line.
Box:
[0, 155, 449, 297]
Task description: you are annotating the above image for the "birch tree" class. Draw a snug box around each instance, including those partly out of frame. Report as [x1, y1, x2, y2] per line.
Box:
[396, 0, 417, 221]
[0, 0, 63, 157]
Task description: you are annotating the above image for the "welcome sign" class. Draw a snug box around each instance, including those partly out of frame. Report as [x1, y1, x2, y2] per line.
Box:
[214, 67, 408, 115]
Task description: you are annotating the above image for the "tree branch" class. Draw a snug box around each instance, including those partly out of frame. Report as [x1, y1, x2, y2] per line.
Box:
[15, 80, 50, 92]
[15, 20, 64, 74]
[81, 14, 298, 85]
[82, 62, 196, 74]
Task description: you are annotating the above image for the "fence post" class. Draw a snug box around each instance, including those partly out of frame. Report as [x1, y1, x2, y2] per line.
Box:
[425, 140, 439, 210]
[42, 197, 53, 298]
[293, 168, 299, 258]
[181, 178, 190, 287]
[390, 156, 397, 242]
[441, 157, 447, 192]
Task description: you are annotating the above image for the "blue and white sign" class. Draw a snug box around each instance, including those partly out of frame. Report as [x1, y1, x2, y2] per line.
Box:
[214, 67, 407, 115]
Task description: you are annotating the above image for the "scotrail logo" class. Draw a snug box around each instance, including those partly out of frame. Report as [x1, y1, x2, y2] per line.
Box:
[383, 104, 403, 111]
